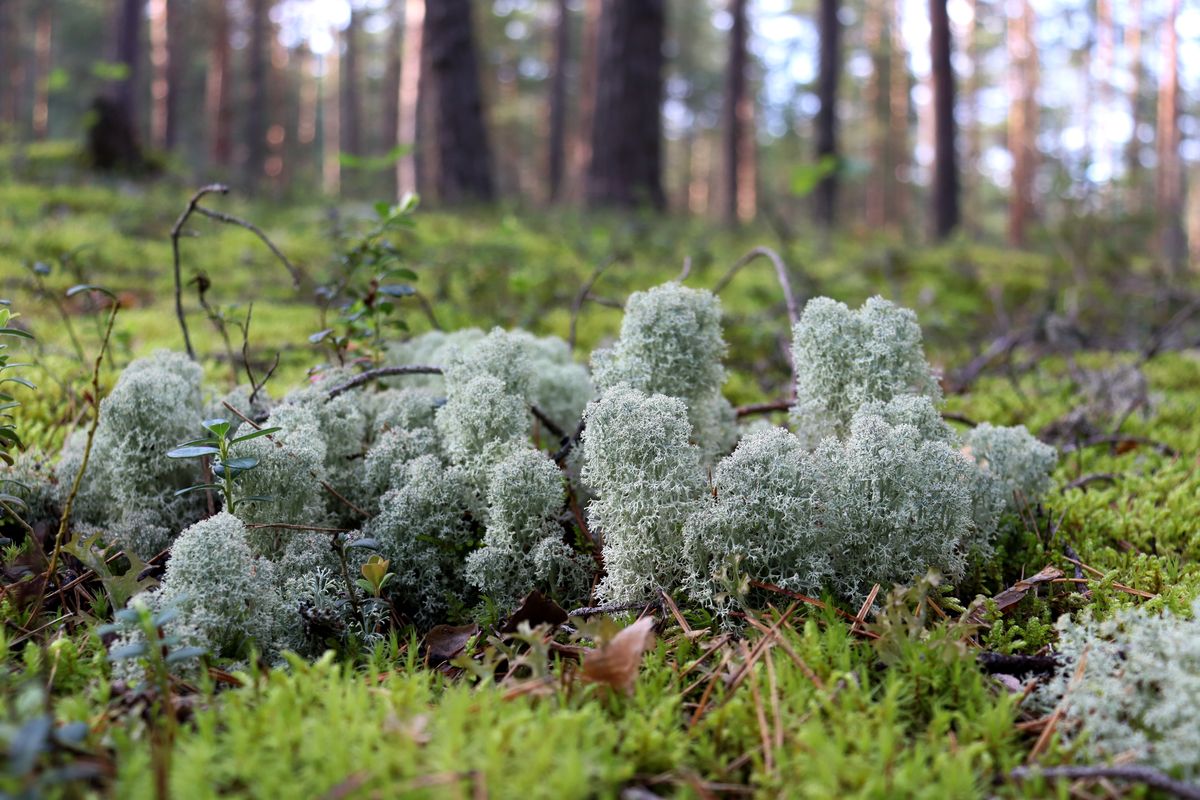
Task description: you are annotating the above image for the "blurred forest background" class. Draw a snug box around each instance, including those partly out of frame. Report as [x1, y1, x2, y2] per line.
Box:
[0, 0, 1196, 265]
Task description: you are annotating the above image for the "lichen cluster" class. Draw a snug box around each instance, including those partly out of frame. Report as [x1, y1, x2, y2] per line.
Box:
[1038, 601, 1200, 779]
[32, 283, 1063, 663]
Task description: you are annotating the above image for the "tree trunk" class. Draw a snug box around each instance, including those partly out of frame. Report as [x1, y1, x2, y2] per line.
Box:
[546, 0, 570, 202]
[342, 5, 363, 158]
[206, 0, 233, 167]
[1155, 0, 1185, 270]
[1124, 0, 1144, 209]
[864, 0, 888, 229]
[0, 0, 20, 134]
[396, 0, 424, 199]
[113, 0, 141, 138]
[323, 31, 341, 195]
[149, 0, 169, 149]
[814, 0, 841, 227]
[1007, 0, 1038, 247]
[383, 0, 404, 161]
[571, 0, 603, 202]
[722, 0, 750, 225]
[423, 0, 493, 203]
[297, 45, 318, 146]
[964, 0, 982, 234]
[929, 0, 958, 239]
[243, 0, 270, 187]
[888, 0, 910, 230]
[586, 0, 666, 209]
[32, 1, 53, 140]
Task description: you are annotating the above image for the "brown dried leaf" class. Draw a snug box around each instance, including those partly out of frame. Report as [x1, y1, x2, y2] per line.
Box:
[499, 591, 568, 634]
[581, 616, 656, 695]
[968, 565, 1064, 623]
[424, 623, 479, 664]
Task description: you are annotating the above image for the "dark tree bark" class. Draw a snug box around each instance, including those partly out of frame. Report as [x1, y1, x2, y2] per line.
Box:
[423, 0, 493, 202]
[32, 1, 53, 140]
[570, 0, 602, 200]
[243, 0, 270, 187]
[113, 0, 141, 137]
[1155, 0, 1185, 270]
[1007, 0, 1038, 247]
[546, 0, 570, 201]
[722, 0, 749, 225]
[586, 0, 666, 209]
[342, 4, 363, 157]
[383, 0, 404, 155]
[206, 0, 233, 167]
[0, 0, 20, 133]
[814, 0, 841, 227]
[395, 0, 423, 198]
[929, 0, 959, 239]
[1124, 0, 1144, 208]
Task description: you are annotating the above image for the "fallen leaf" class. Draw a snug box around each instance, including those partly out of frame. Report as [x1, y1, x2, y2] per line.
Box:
[968, 565, 1063, 623]
[582, 616, 656, 695]
[424, 623, 479, 664]
[499, 591, 568, 633]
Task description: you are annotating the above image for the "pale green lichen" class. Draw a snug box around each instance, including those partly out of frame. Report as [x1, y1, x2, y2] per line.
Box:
[582, 385, 707, 604]
[789, 296, 941, 448]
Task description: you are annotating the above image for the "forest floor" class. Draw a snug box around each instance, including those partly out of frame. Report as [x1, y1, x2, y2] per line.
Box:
[2, 177, 1199, 798]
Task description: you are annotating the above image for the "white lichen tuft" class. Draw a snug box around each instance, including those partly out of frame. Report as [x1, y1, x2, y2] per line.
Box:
[155, 512, 284, 657]
[435, 374, 530, 491]
[683, 427, 833, 614]
[465, 448, 587, 610]
[363, 455, 477, 625]
[592, 282, 733, 461]
[789, 296, 941, 448]
[1037, 601, 1200, 779]
[582, 385, 707, 603]
[56, 350, 205, 558]
[963, 422, 1057, 512]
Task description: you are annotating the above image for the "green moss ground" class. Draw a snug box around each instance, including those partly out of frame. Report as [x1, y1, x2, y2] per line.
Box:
[3, 178, 1199, 798]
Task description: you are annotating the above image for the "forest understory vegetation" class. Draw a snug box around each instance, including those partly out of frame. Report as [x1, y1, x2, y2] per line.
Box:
[3, 179, 1200, 799]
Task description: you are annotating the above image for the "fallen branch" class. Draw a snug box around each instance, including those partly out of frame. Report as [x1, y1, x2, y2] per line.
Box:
[735, 400, 791, 419]
[976, 652, 1059, 676]
[171, 184, 302, 360]
[568, 598, 661, 618]
[947, 329, 1030, 394]
[1009, 765, 1200, 800]
[530, 405, 566, 440]
[1059, 433, 1177, 458]
[1062, 473, 1117, 492]
[324, 365, 444, 400]
[711, 247, 800, 328]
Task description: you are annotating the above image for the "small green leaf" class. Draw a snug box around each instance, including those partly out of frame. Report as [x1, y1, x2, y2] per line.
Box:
[108, 642, 147, 662]
[221, 456, 259, 470]
[346, 538, 381, 550]
[230, 427, 281, 444]
[165, 647, 208, 664]
[202, 418, 231, 437]
[173, 483, 223, 496]
[167, 445, 220, 459]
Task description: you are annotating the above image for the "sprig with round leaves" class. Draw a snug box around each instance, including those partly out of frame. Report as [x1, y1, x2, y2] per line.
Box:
[311, 194, 421, 367]
[0, 302, 36, 529]
[166, 418, 280, 514]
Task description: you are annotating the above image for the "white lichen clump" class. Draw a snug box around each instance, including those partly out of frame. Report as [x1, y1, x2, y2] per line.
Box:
[1038, 601, 1200, 779]
[464, 448, 588, 610]
[789, 296, 942, 448]
[592, 283, 736, 462]
[153, 512, 284, 657]
[582, 385, 707, 603]
[56, 351, 206, 558]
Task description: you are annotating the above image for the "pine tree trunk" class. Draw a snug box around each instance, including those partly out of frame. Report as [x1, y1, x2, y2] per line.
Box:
[32, 1, 52, 140]
[1155, 0, 1185, 270]
[113, 0, 141, 137]
[423, 0, 493, 203]
[1007, 0, 1038, 247]
[323, 31, 341, 196]
[929, 0, 958, 239]
[342, 5, 363, 158]
[0, 0, 19, 134]
[1124, 0, 1144, 209]
[546, 0, 570, 202]
[570, 0, 602, 202]
[149, 0, 169, 150]
[888, 0, 910, 230]
[206, 0, 233, 167]
[864, 0, 888, 229]
[396, 0, 423, 199]
[814, 0, 841, 227]
[586, 0, 666, 209]
[722, 0, 749, 225]
[965, 0, 981, 235]
[243, 0, 270, 187]
[383, 0, 404, 160]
